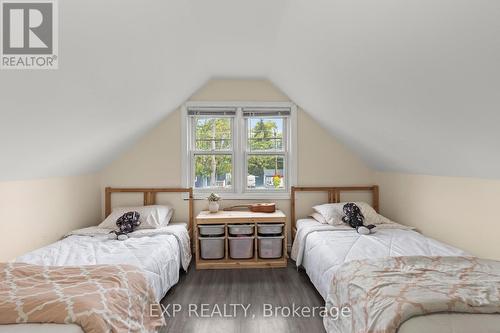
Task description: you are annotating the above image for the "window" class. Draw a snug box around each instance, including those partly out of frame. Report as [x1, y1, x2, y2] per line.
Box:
[183, 102, 297, 199]
[193, 116, 233, 190]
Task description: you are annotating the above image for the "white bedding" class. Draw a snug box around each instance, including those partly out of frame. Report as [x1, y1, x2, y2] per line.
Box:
[293, 218, 466, 299]
[0, 223, 191, 333]
[292, 218, 500, 333]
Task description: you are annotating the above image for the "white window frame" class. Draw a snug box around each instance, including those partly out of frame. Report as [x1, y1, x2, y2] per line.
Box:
[182, 101, 297, 199]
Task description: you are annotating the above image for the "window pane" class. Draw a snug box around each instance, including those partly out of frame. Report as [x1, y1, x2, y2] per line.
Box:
[195, 118, 232, 151]
[247, 155, 285, 189]
[194, 154, 232, 189]
[247, 118, 284, 151]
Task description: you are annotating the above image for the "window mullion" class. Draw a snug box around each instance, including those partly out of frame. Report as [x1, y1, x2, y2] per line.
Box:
[192, 150, 232, 155]
[188, 116, 195, 188]
[235, 108, 244, 195]
[232, 114, 239, 194]
[247, 151, 286, 156]
[242, 114, 251, 194]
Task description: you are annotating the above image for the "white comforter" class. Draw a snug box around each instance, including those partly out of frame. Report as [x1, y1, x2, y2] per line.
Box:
[1, 224, 191, 333]
[291, 219, 467, 299]
[15, 224, 191, 302]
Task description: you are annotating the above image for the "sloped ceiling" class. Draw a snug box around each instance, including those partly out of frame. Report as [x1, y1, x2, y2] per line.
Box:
[1, 0, 499, 181]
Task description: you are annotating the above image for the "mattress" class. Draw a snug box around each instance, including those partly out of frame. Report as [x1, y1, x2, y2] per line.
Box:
[295, 218, 500, 333]
[0, 223, 189, 333]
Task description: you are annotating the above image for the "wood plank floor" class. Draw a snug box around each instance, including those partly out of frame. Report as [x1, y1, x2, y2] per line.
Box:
[160, 261, 326, 333]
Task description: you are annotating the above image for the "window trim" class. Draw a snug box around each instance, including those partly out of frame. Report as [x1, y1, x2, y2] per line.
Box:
[182, 101, 297, 200]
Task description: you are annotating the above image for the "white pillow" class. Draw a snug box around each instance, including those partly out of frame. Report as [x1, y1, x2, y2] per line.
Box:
[165, 209, 174, 225]
[309, 212, 328, 224]
[313, 202, 391, 226]
[99, 205, 173, 229]
[312, 203, 343, 225]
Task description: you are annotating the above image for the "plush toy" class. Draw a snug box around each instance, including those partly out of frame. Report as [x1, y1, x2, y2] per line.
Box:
[108, 211, 141, 240]
[342, 203, 376, 235]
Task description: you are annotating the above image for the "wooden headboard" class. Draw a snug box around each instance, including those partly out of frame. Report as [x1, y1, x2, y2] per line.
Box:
[291, 185, 379, 241]
[105, 187, 194, 238]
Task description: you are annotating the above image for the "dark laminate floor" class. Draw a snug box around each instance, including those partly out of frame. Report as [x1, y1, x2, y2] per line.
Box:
[160, 260, 326, 333]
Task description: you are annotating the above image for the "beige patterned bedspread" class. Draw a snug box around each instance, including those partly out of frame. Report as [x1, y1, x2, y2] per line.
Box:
[324, 256, 500, 333]
[0, 263, 165, 332]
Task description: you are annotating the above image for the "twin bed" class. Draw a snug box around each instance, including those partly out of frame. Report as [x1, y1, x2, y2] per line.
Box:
[290, 186, 500, 333]
[0, 187, 193, 333]
[2, 185, 500, 333]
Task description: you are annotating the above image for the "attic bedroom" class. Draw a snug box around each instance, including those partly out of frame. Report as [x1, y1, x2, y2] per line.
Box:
[0, 1, 499, 333]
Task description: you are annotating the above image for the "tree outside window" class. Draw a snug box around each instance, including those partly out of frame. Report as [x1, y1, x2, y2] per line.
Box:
[247, 118, 285, 189]
[194, 118, 232, 189]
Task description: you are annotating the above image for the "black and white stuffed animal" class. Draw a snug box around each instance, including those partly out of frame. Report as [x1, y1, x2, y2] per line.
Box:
[108, 211, 141, 240]
[342, 203, 376, 235]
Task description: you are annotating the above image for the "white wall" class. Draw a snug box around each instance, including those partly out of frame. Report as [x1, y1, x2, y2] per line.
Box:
[101, 80, 500, 260]
[3, 79, 498, 261]
[376, 172, 500, 260]
[100, 79, 375, 239]
[0, 174, 101, 261]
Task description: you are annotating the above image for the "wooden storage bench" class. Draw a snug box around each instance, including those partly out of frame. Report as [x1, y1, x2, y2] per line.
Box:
[194, 210, 287, 269]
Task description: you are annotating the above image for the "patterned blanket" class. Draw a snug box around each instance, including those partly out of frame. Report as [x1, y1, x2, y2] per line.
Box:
[324, 256, 500, 333]
[0, 263, 165, 332]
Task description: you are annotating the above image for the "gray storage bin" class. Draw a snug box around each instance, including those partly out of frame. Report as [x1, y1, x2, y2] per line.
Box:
[257, 223, 284, 235]
[228, 236, 254, 259]
[199, 224, 225, 236]
[228, 224, 254, 236]
[199, 236, 225, 259]
[258, 236, 284, 259]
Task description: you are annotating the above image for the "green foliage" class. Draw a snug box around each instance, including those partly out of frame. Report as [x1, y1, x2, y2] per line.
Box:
[247, 118, 284, 184]
[194, 118, 232, 185]
[193, 117, 284, 188]
[195, 118, 231, 150]
[194, 155, 232, 181]
[248, 119, 283, 151]
[247, 155, 284, 182]
[207, 193, 221, 202]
